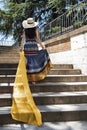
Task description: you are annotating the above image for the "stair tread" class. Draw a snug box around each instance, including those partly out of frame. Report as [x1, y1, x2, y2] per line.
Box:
[1, 82, 87, 86]
[0, 68, 17, 70]
[39, 104, 87, 112]
[51, 69, 80, 70]
[0, 68, 79, 70]
[33, 91, 87, 97]
[47, 75, 86, 77]
[0, 121, 87, 130]
[0, 74, 87, 78]
[34, 82, 87, 86]
[1, 91, 87, 98]
[0, 61, 87, 123]
[1, 104, 87, 114]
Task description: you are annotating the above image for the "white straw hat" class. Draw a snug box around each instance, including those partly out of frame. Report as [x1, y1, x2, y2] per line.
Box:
[22, 18, 38, 29]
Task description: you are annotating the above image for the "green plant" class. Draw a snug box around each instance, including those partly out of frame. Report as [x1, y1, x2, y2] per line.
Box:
[73, 20, 83, 28]
[52, 26, 61, 33]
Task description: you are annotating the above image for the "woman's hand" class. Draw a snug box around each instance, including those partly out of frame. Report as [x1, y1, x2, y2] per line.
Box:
[20, 47, 23, 52]
[42, 46, 46, 50]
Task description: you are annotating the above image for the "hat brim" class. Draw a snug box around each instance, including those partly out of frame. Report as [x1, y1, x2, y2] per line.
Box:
[22, 20, 38, 29]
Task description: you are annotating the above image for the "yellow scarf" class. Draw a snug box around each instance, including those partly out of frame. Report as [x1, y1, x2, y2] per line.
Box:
[11, 51, 42, 126]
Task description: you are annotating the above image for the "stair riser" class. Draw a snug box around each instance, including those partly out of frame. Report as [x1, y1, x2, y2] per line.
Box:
[0, 62, 87, 125]
[0, 64, 18, 68]
[42, 111, 87, 122]
[1, 76, 87, 83]
[1, 96, 87, 106]
[0, 59, 19, 63]
[34, 96, 87, 105]
[53, 64, 73, 69]
[0, 99, 12, 107]
[42, 76, 87, 82]
[0, 70, 16, 75]
[0, 86, 13, 94]
[0, 61, 19, 64]
[0, 111, 87, 124]
[1, 85, 87, 93]
[0, 69, 81, 75]
[30, 85, 87, 92]
[49, 70, 81, 75]
[0, 53, 19, 56]
[0, 77, 15, 83]
[0, 64, 72, 69]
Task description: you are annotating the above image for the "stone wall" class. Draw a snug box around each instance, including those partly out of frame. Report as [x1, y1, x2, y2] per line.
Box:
[71, 33, 87, 74]
[43, 25, 87, 74]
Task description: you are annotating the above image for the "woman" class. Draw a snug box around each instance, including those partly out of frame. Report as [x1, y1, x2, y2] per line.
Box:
[21, 18, 52, 84]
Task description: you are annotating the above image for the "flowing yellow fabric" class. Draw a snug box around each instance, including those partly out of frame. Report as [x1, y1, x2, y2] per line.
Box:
[11, 51, 42, 126]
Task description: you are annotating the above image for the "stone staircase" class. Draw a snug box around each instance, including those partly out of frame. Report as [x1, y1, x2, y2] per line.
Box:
[0, 63, 87, 125]
[0, 44, 20, 63]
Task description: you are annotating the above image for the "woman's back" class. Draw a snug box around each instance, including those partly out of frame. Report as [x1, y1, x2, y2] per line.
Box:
[25, 27, 36, 40]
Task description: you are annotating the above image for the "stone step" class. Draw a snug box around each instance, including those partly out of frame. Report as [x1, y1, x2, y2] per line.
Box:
[0, 76, 15, 83]
[0, 63, 73, 69]
[0, 49, 19, 53]
[0, 54, 19, 57]
[0, 62, 86, 125]
[0, 45, 19, 52]
[0, 51, 19, 55]
[1, 91, 87, 106]
[49, 69, 81, 75]
[0, 91, 87, 107]
[0, 63, 18, 68]
[53, 64, 73, 69]
[33, 91, 87, 105]
[0, 69, 81, 75]
[1, 82, 87, 94]
[0, 68, 16, 75]
[0, 104, 87, 124]
[0, 46, 19, 50]
[40, 75, 87, 82]
[0, 56, 19, 60]
[0, 59, 19, 64]
[0, 121, 87, 130]
[0, 75, 87, 83]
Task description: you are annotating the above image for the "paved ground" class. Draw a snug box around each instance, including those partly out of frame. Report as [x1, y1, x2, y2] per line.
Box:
[0, 121, 87, 130]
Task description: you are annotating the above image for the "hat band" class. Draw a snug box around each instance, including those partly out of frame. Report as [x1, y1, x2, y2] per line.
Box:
[27, 21, 34, 24]
[28, 22, 34, 24]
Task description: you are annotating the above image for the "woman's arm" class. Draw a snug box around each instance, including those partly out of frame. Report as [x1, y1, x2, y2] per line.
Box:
[36, 29, 45, 49]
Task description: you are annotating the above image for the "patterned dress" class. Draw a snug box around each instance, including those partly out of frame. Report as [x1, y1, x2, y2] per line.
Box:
[24, 39, 52, 82]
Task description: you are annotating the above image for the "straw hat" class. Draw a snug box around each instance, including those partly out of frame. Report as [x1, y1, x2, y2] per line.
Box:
[22, 18, 38, 29]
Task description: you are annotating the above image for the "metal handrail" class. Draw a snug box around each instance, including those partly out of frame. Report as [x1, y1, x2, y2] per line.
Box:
[41, 0, 87, 41]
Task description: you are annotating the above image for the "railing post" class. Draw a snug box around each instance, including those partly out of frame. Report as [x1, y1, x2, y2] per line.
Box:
[60, 17, 62, 35]
[50, 22, 52, 38]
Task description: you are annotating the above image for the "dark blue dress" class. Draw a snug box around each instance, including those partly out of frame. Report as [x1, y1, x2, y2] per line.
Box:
[24, 40, 52, 81]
